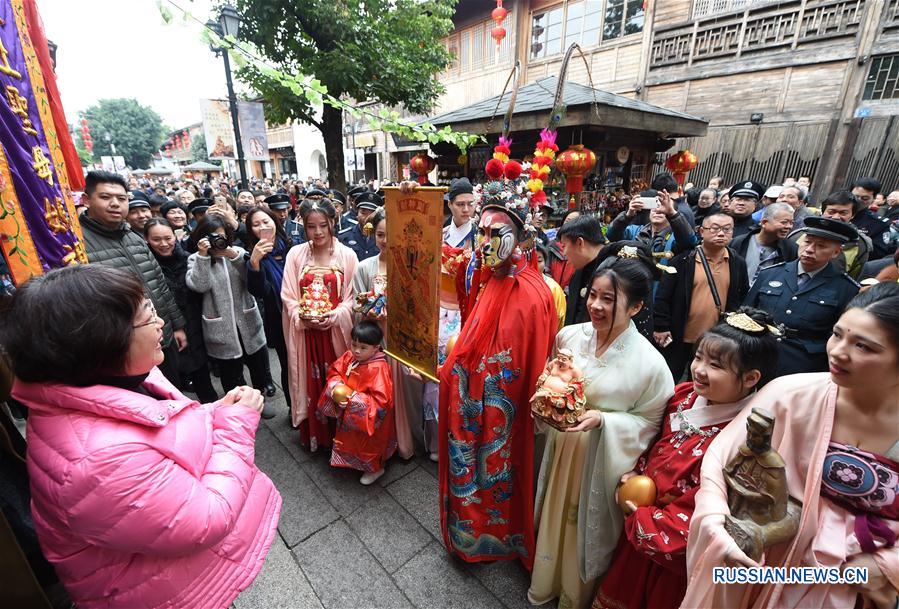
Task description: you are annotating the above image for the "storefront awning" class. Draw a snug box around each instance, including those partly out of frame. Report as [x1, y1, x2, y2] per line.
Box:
[426, 76, 708, 138]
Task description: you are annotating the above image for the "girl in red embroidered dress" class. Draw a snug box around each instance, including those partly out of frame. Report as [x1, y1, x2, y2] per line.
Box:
[593, 308, 780, 609]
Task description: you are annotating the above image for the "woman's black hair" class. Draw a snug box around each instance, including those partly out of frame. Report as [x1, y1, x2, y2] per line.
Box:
[844, 281, 899, 348]
[243, 206, 290, 253]
[190, 213, 235, 256]
[351, 321, 383, 346]
[0, 265, 145, 385]
[299, 198, 338, 240]
[696, 306, 780, 389]
[367, 206, 387, 232]
[143, 217, 174, 238]
[589, 245, 657, 343]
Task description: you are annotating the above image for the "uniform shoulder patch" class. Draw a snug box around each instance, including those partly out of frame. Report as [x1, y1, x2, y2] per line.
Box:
[338, 226, 353, 235]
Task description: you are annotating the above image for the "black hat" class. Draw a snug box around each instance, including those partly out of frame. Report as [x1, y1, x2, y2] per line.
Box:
[728, 181, 767, 201]
[305, 188, 328, 198]
[355, 191, 381, 211]
[188, 198, 211, 215]
[148, 194, 168, 208]
[328, 189, 347, 206]
[448, 177, 474, 201]
[129, 191, 151, 210]
[264, 194, 291, 210]
[160, 200, 185, 217]
[803, 217, 859, 244]
[347, 185, 368, 199]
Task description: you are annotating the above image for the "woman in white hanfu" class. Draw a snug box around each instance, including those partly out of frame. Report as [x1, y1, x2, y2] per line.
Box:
[529, 253, 674, 609]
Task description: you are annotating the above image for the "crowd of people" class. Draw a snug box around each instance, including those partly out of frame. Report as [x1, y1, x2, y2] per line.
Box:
[0, 165, 897, 609]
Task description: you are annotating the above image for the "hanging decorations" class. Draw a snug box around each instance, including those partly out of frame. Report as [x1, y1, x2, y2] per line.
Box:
[491, 0, 508, 61]
[556, 144, 597, 209]
[409, 152, 436, 185]
[665, 149, 698, 186]
[526, 129, 558, 206]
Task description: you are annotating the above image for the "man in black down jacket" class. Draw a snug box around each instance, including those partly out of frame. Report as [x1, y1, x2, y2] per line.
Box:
[78, 171, 187, 385]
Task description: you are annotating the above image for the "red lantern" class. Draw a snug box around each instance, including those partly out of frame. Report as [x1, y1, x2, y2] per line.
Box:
[555, 144, 597, 209]
[664, 149, 698, 186]
[491, 0, 507, 49]
[409, 152, 436, 185]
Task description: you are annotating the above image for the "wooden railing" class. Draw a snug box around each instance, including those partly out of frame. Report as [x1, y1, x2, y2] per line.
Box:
[650, 0, 864, 69]
[884, 0, 899, 29]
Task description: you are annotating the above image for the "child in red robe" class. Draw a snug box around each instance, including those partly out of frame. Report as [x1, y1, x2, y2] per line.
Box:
[318, 321, 395, 485]
[592, 308, 780, 609]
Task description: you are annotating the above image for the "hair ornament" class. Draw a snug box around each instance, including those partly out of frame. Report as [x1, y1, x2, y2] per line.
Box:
[725, 312, 781, 336]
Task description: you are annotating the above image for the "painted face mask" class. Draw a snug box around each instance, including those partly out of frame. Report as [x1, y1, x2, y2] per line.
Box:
[478, 209, 518, 268]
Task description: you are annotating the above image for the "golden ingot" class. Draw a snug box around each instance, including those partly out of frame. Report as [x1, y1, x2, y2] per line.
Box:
[618, 475, 657, 510]
[331, 383, 353, 405]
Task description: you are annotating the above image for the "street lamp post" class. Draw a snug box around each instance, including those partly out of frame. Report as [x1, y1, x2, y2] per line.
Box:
[207, 5, 247, 188]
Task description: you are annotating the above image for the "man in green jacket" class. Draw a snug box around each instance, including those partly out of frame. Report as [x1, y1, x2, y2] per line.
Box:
[79, 171, 188, 385]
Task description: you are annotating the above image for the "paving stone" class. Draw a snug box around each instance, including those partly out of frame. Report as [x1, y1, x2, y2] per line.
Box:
[377, 455, 419, 487]
[467, 558, 556, 609]
[254, 426, 339, 548]
[393, 541, 500, 609]
[294, 519, 413, 609]
[417, 454, 438, 479]
[346, 489, 432, 573]
[300, 450, 375, 517]
[263, 410, 311, 464]
[384, 467, 442, 540]
[234, 537, 323, 609]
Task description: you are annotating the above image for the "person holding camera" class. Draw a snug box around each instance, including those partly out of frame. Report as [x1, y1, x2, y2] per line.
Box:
[606, 189, 698, 262]
[186, 215, 275, 418]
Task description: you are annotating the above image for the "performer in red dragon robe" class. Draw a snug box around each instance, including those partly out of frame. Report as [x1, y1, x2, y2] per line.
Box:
[438, 182, 557, 570]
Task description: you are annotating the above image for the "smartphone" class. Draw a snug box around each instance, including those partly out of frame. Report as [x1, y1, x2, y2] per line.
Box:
[259, 227, 275, 241]
[637, 196, 659, 210]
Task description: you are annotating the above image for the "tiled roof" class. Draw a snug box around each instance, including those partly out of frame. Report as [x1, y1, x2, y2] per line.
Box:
[427, 76, 706, 127]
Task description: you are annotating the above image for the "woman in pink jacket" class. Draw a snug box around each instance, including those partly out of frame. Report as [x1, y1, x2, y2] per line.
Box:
[1, 265, 281, 609]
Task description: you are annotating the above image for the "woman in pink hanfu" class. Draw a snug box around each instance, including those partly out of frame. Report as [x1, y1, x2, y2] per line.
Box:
[682, 282, 899, 609]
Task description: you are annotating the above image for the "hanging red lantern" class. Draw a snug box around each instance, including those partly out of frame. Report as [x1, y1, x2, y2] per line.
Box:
[409, 152, 436, 185]
[491, 0, 507, 50]
[665, 149, 698, 186]
[555, 144, 597, 209]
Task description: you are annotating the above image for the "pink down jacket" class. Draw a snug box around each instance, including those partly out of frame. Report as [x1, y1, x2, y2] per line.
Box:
[13, 368, 282, 609]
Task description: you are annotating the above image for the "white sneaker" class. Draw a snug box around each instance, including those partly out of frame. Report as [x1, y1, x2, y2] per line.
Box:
[360, 469, 385, 485]
[429, 452, 439, 463]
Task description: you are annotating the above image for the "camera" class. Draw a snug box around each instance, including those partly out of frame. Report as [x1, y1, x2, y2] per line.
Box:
[207, 233, 229, 251]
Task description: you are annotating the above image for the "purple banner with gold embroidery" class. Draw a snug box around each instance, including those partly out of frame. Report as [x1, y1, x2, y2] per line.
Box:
[0, 0, 86, 285]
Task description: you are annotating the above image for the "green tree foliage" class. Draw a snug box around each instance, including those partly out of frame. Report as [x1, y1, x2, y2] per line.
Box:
[191, 134, 221, 166]
[233, 0, 459, 191]
[81, 99, 166, 169]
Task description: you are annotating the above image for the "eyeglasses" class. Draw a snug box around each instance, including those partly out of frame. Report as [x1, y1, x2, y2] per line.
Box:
[133, 301, 161, 328]
[702, 225, 734, 234]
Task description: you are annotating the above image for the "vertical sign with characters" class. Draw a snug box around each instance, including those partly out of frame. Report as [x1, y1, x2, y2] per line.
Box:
[383, 186, 445, 381]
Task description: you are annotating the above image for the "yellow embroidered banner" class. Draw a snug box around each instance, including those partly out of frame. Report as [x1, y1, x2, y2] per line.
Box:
[383, 186, 445, 381]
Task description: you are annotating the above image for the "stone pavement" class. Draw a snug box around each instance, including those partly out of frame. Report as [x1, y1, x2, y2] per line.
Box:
[233, 356, 557, 609]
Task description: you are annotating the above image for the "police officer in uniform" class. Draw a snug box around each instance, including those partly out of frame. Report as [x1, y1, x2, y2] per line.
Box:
[264, 194, 305, 246]
[338, 191, 381, 261]
[850, 177, 893, 259]
[745, 216, 860, 378]
[346, 185, 367, 224]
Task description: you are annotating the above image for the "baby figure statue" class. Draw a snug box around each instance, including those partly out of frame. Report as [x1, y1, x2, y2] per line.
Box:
[530, 349, 587, 430]
[300, 274, 334, 320]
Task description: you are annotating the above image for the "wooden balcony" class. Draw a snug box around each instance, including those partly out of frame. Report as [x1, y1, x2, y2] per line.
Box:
[649, 0, 864, 73]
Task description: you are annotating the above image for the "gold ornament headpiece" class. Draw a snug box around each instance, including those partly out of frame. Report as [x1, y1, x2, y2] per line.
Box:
[725, 312, 781, 337]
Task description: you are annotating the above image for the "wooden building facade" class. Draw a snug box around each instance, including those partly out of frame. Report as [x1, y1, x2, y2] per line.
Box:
[348, 0, 899, 196]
